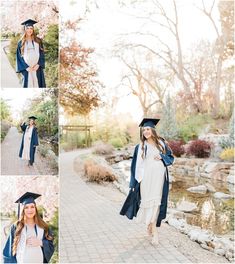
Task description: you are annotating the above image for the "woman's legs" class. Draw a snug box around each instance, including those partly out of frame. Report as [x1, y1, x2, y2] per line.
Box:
[150, 206, 160, 245]
[151, 223, 159, 245]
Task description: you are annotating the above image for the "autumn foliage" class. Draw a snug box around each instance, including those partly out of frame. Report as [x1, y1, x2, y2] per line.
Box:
[168, 140, 185, 157]
[186, 139, 211, 158]
[60, 20, 103, 116]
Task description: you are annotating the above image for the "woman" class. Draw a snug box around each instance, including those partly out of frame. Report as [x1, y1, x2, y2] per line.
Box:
[3, 192, 54, 263]
[16, 19, 46, 88]
[120, 118, 174, 245]
[19, 116, 39, 166]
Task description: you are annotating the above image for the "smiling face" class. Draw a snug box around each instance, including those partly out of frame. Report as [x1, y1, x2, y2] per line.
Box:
[29, 119, 35, 126]
[25, 26, 34, 37]
[24, 203, 36, 219]
[143, 126, 153, 139]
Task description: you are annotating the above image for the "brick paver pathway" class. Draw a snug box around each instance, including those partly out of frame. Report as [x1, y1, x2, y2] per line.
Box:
[60, 149, 192, 263]
[1, 40, 21, 88]
[1, 127, 52, 175]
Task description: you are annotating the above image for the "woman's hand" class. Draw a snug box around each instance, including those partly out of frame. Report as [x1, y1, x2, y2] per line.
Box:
[33, 64, 39, 71]
[26, 237, 42, 247]
[154, 154, 162, 160]
[26, 67, 33, 72]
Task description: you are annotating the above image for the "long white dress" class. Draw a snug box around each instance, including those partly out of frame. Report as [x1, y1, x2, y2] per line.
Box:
[23, 40, 40, 88]
[22, 126, 33, 160]
[23, 225, 43, 263]
[136, 142, 166, 225]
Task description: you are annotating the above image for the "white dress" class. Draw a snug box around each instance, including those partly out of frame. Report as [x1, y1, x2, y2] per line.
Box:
[23, 40, 40, 88]
[22, 126, 33, 160]
[23, 225, 43, 263]
[136, 142, 166, 225]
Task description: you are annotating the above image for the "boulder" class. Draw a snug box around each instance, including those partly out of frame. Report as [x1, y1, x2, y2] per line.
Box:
[204, 183, 216, 192]
[214, 248, 225, 256]
[176, 200, 198, 213]
[188, 229, 213, 244]
[227, 175, 234, 185]
[213, 192, 233, 199]
[187, 185, 207, 193]
[167, 216, 187, 230]
[203, 162, 218, 173]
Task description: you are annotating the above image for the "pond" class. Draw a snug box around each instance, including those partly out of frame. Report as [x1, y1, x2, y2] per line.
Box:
[112, 160, 234, 236]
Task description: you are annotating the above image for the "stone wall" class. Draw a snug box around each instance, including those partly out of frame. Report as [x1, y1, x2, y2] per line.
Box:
[169, 158, 234, 184]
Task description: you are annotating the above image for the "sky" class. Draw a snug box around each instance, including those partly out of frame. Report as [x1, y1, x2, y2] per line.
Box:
[1, 0, 222, 123]
[1, 88, 44, 121]
[60, 0, 220, 122]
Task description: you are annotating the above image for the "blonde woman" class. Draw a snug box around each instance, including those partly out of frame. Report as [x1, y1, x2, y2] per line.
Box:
[16, 19, 46, 88]
[19, 116, 39, 166]
[120, 118, 174, 245]
[3, 192, 54, 263]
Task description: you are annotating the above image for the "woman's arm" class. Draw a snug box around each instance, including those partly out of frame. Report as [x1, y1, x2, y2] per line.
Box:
[38, 41, 45, 69]
[16, 41, 30, 73]
[160, 142, 174, 167]
[129, 145, 139, 189]
[42, 230, 54, 263]
[20, 122, 27, 132]
[33, 128, 39, 146]
[3, 225, 17, 263]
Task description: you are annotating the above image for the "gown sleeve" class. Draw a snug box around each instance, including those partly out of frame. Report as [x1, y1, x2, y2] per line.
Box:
[20, 122, 27, 132]
[42, 229, 54, 263]
[16, 41, 29, 73]
[33, 128, 39, 146]
[160, 142, 174, 167]
[129, 145, 139, 189]
[38, 42, 45, 69]
[3, 224, 17, 263]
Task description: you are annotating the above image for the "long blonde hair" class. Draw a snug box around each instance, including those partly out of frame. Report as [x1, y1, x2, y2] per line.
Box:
[20, 29, 43, 55]
[140, 127, 166, 159]
[12, 204, 53, 256]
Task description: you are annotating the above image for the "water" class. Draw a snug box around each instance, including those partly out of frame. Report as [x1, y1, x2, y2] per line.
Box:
[113, 160, 234, 236]
[169, 175, 234, 235]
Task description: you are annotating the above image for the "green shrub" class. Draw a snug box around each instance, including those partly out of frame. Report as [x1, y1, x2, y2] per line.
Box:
[49, 208, 58, 263]
[44, 24, 59, 88]
[38, 144, 50, 157]
[178, 114, 213, 142]
[219, 136, 234, 149]
[1, 120, 11, 142]
[108, 137, 127, 148]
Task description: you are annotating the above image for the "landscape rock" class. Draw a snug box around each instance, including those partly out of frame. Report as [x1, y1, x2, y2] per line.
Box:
[213, 192, 233, 199]
[227, 175, 234, 185]
[187, 185, 207, 193]
[205, 183, 216, 192]
[176, 200, 198, 212]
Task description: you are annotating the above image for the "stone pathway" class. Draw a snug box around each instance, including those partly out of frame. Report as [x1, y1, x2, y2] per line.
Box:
[1, 40, 21, 88]
[60, 149, 191, 263]
[1, 127, 52, 175]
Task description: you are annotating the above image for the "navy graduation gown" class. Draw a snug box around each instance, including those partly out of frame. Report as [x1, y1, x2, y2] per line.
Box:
[16, 40, 46, 88]
[19, 123, 39, 164]
[120, 140, 174, 227]
[3, 224, 54, 263]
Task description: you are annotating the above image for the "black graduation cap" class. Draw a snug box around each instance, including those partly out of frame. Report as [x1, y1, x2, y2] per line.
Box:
[28, 116, 37, 120]
[21, 19, 37, 28]
[139, 118, 160, 128]
[15, 192, 41, 218]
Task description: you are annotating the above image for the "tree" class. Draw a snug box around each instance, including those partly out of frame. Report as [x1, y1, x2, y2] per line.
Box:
[0, 98, 11, 120]
[1, 1, 59, 36]
[159, 94, 178, 140]
[60, 19, 103, 116]
[198, 0, 234, 116]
